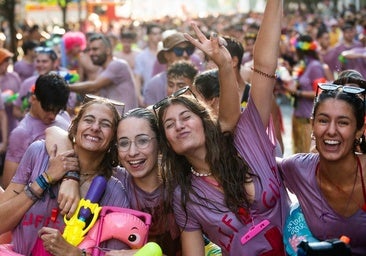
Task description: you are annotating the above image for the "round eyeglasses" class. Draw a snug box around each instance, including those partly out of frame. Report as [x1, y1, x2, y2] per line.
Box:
[117, 135, 156, 152]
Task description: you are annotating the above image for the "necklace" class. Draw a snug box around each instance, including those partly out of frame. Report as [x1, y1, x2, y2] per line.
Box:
[317, 156, 366, 214]
[190, 167, 212, 177]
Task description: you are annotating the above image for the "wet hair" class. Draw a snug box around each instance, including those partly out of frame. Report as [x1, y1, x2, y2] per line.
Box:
[22, 40, 38, 55]
[120, 31, 137, 40]
[157, 96, 254, 219]
[167, 60, 198, 82]
[146, 23, 162, 35]
[312, 89, 366, 153]
[334, 70, 366, 89]
[34, 73, 70, 113]
[223, 36, 244, 71]
[88, 33, 112, 49]
[68, 99, 120, 178]
[122, 108, 159, 140]
[194, 69, 220, 100]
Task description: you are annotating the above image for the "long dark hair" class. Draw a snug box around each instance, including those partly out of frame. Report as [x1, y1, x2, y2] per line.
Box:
[68, 99, 120, 178]
[157, 96, 254, 219]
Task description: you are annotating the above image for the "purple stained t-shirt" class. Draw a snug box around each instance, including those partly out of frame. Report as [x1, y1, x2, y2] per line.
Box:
[13, 60, 36, 82]
[11, 140, 130, 255]
[294, 58, 325, 119]
[142, 71, 167, 106]
[278, 153, 366, 256]
[0, 71, 21, 133]
[98, 58, 138, 114]
[5, 112, 70, 163]
[173, 99, 290, 256]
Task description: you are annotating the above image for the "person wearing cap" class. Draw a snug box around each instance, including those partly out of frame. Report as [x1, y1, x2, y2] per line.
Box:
[143, 31, 196, 106]
[13, 40, 38, 82]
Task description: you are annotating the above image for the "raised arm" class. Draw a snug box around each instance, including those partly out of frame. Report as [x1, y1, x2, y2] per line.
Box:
[184, 23, 240, 132]
[251, 0, 283, 127]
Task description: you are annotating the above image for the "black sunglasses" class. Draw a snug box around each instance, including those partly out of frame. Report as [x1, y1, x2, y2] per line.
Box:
[152, 86, 197, 116]
[172, 46, 195, 57]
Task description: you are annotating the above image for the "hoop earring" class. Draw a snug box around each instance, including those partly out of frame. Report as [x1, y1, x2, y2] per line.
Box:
[311, 132, 316, 141]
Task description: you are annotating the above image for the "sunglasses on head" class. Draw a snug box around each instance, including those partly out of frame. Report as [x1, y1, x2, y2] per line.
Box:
[316, 83, 366, 102]
[152, 86, 197, 116]
[172, 46, 195, 57]
[316, 83, 365, 95]
[35, 47, 58, 61]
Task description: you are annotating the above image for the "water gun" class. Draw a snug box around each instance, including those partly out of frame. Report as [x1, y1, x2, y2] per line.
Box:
[204, 235, 222, 256]
[57, 70, 80, 84]
[63, 175, 107, 246]
[134, 242, 162, 256]
[297, 236, 351, 256]
[1, 89, 19, 104]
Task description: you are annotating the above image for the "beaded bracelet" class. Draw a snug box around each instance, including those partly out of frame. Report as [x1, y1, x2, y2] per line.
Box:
[251, 67, 277, 80]
[24, 183, 41, 202]
[64, 171, 81, 182]
[36, 174, 50, 191]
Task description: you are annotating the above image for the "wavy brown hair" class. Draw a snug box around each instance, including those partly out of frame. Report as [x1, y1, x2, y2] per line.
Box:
[157, 96, 255, 220]
[68, 99, 120, 178]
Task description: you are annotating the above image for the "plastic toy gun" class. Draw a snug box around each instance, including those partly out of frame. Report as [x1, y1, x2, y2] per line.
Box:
[1, 90, 18, 104]
[134, 242, 163, 256]
[55, 70, 80, 84]
[63, 175, 107, 246]
[297, 237, 351, 256]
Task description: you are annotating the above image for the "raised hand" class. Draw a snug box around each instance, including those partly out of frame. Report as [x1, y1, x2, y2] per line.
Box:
[184, 22, 232, 69]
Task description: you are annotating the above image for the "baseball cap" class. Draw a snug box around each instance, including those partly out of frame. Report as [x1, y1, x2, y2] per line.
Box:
[0, 48, 13, 64]
[157, 32, 189, 64]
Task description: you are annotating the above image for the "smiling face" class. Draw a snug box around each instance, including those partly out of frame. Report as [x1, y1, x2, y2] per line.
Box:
[117, 117, 159, 180]
[162, 103, 206, 157]
[74, 103, 115, 154]
[312, 98, 364, 161]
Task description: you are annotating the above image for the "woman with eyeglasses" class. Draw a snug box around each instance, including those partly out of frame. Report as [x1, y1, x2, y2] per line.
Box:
[155, 0, 289, 255]
[44, 107, 182, 255]
[104, 107, 181, 255]
[278, 82, 366, 255]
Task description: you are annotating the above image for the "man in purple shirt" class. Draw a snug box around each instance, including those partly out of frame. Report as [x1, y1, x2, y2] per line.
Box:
[323, 22, 364, 76]
[2, 73, 70, 188]
[67, 33, 138, 115]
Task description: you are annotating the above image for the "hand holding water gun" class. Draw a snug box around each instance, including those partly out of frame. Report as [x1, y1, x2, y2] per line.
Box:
[63, 175, 107, 246]
[1, 89, 19, 104]
[297, 236, 351, 256]
[56, 70, 80, 84]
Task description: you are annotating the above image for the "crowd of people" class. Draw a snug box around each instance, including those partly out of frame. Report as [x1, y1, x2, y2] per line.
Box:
[0, 0, 366, 255]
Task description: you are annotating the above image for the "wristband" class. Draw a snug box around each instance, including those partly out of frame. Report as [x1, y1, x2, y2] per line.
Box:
[64, 171, 81, 182]
[44, 172, 53, 184]
[36, 174, 50, 191]
[24, 183, 41, 202]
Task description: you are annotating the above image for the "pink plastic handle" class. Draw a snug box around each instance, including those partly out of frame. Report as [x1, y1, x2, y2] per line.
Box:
[240, 219, 270, 245]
